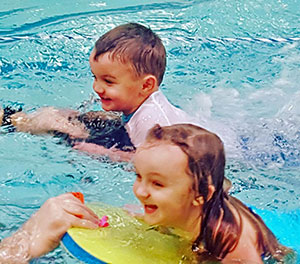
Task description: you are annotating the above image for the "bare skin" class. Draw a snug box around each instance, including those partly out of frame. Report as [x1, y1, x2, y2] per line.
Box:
[222, 200, 263, 264]
[0, 108, 3, 126]
[73, 142, 134, 162]
[10, 107, 89, 139]
[0, 193, 99, 263]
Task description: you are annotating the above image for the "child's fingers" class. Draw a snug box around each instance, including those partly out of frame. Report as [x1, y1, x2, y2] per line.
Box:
[74, 142, 108, 154]
[72, 142, 87, 150]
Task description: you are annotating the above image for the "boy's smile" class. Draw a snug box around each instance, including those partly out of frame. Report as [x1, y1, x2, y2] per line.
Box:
[133, 142, 200, 231]
[89, 49, 146, 115]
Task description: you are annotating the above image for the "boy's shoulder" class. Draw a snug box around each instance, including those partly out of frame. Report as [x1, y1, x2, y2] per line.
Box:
[125, 90, 195, 147]
[130, 90, 186, 125]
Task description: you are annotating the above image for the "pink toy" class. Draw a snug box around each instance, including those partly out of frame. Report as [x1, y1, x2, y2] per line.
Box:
[98, 215, 109, 227]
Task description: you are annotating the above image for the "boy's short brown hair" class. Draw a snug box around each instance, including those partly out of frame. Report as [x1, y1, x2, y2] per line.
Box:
[93, 23, 166, 85]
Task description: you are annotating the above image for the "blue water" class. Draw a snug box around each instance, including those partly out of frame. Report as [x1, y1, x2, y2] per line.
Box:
[0, 0, 300, 263]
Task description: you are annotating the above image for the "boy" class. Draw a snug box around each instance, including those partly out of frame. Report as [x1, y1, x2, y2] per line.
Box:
[1, 23, 194, 160]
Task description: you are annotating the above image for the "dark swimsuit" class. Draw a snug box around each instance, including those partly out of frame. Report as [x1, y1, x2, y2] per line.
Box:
[1, 106, 135, 151]
[1, 105, 22, 132]
[55, 112, 135, 152]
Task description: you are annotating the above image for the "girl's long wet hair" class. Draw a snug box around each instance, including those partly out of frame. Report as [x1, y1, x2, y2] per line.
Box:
[146, 123, 291, 261]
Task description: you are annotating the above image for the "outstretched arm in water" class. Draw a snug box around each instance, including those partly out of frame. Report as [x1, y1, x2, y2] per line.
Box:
[0, 193, 99, 263]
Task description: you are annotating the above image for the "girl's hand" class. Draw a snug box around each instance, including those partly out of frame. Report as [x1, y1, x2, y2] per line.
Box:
[23, 193, 100, 259]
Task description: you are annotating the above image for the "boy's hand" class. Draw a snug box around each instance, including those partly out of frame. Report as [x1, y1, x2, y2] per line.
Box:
[0, 108, 3, 126]
[73, 142, 108, 154]
[22, 193, 100, 259]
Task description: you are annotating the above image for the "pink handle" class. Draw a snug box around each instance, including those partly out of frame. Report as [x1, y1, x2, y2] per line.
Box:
[98, 215, 109, 227]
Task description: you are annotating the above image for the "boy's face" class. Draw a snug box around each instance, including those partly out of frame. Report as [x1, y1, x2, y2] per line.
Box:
[133, 142, 198, 230]
[89, 49, 145, 115]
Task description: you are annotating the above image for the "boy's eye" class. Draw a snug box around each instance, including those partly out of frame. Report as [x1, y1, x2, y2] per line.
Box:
[135, 173, 141, 181]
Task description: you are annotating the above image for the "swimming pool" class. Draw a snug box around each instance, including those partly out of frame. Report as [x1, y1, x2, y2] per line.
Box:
[1, 0, 299, 262]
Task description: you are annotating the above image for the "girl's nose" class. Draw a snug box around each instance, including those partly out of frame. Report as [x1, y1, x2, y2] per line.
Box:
[134, 183, 150, 199]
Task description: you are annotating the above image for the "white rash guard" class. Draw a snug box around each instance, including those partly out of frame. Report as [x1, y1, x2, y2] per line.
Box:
[125, 90, 195, 147]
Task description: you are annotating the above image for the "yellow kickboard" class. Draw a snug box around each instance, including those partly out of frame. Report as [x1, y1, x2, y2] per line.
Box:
[61, 203, 196, 264]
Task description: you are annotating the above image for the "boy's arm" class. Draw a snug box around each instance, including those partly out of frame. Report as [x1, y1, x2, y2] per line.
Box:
[73, 142, 134, 162]
[6, 107, 89, 139]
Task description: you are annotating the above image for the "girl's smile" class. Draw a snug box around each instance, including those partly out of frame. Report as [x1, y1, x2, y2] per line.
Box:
[133, 142, 201, 232]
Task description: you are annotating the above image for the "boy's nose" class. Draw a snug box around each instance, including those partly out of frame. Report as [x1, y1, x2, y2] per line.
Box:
[93, 82, 104, 95]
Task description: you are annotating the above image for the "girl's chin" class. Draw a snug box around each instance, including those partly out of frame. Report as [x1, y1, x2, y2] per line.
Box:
[144, 218, 160, 226]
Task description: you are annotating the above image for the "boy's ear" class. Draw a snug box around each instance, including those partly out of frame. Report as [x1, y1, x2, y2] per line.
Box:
[141, 75, 158, 95]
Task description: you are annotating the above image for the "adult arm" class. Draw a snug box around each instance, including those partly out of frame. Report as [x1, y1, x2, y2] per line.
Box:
[0, 193, 99, 263]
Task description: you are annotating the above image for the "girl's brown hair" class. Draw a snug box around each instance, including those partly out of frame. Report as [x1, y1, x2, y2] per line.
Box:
[146, 123, 291, 261]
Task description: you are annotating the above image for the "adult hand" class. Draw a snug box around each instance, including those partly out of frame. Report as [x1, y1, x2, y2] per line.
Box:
[23, 193, 100, 259]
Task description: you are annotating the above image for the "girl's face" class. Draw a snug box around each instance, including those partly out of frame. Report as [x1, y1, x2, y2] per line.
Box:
[133, 142, 199, 230]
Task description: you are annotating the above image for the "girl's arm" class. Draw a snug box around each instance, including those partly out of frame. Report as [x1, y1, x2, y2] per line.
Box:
[0, 193, 99, 263]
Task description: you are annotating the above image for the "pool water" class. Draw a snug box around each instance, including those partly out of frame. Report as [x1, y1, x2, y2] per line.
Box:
[0, 0, 300, 263]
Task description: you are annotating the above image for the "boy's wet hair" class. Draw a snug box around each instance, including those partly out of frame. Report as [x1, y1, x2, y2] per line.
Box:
[93, 23, 166, 85]
[146, 123, 291, 261]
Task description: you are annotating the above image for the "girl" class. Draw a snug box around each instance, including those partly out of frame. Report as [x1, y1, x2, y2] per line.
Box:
[0, 124, 290, 263]
[133, 124, 290, 263]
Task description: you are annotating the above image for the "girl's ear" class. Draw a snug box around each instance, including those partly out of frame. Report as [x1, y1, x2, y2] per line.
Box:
[206, 185, 215, 202]
[192, 196, 204, 206]
[141, 75, 158, 95]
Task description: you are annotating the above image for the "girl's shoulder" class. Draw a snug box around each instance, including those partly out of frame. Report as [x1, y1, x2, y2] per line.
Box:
[223, 199, 263, 263]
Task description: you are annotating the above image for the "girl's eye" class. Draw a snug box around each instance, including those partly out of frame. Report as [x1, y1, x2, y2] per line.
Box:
[104, 78, 114, 84]
[153, 181, 164, 188]
[135, 173, 142, 181]
[92, 74, 97, 80]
